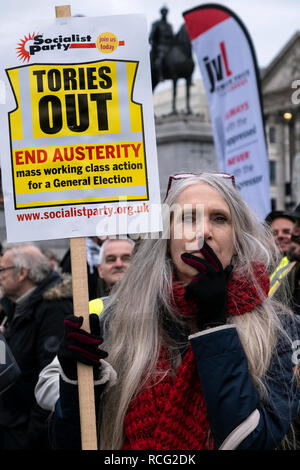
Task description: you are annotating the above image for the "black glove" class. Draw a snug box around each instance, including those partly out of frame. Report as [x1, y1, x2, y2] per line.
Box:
[58, 314, 108, 381]
[181, 242, 233, 331]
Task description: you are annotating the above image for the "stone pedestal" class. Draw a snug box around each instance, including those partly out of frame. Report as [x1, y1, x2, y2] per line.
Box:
[154, 113, 218, 199]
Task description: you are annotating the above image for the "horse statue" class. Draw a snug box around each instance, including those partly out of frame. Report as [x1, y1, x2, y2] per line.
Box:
[150, 23, 195, 115]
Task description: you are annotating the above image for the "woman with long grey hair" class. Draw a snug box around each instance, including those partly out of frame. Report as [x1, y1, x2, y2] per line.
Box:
[51, 173, 300, 450]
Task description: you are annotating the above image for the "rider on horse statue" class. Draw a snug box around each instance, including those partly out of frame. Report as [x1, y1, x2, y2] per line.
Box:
[149, 6, 174, 83]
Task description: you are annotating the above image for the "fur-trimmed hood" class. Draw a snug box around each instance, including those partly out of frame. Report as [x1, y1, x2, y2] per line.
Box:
[43, 273, 73, 301]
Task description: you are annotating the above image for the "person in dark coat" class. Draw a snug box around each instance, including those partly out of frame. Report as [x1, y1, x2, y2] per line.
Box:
[0, 243, 73, 449]
[286, 204, 300, 315]
[271, 203, 300, 446]
[48, 173, 299, 450]
[270, 204, 300, 315]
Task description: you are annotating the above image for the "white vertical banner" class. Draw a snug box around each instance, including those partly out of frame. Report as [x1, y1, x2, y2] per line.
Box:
[184, 4, 271, 219]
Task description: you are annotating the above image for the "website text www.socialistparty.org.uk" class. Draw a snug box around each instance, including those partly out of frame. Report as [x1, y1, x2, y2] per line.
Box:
[16, 202, 150, 222]
[15, 202, 206, 248]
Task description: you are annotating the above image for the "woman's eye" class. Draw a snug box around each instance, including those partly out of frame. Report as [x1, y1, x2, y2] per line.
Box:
[183, 214, 199, 226]
[213, 215, 227, 223]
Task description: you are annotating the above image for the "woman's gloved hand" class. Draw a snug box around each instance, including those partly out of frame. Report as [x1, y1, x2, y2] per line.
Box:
[58, 313, 108, 380]
[181, 242, 233, 331]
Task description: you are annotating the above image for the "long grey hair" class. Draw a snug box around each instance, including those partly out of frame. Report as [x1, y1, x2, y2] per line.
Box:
[99, 173, 292, 450]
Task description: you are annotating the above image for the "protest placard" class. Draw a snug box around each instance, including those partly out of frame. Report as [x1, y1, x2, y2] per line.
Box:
[0, 9, 162, 241]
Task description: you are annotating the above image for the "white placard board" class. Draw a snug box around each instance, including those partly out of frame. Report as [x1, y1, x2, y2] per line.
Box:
[0, 14, 162, 242]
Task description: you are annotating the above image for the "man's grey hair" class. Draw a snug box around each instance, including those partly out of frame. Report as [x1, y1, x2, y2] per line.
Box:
[98, 237, 135, 266]
[5, 242, 52, 284]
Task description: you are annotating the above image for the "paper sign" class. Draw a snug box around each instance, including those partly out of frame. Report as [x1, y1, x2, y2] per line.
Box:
[0, 15, 162, 241]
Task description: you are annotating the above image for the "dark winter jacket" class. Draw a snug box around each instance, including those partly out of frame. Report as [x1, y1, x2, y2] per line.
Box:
[0, 271, 73, 449]
[49, 314, 300, 450]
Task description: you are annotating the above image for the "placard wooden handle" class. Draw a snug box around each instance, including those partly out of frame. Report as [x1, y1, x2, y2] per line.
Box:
[55, 4, 98, 450]
[55, 5, 71, 17]
[70, 237, 98, 450]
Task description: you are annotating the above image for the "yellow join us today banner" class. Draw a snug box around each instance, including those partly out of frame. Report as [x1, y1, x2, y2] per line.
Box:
[7, 60, 148, 209]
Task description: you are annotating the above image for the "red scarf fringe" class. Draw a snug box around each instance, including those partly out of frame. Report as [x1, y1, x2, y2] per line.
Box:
[122, 263, 269, 450]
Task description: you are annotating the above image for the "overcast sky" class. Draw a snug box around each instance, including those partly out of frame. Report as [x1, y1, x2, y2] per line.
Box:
[0, 0, 300, 84]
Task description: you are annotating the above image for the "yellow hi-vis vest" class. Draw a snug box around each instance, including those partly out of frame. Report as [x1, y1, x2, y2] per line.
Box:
[88, 298, 105, 316]
[269, 256, 292, 297]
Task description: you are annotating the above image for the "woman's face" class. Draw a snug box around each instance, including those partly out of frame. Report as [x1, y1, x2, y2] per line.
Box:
[169, 183, 236, 284]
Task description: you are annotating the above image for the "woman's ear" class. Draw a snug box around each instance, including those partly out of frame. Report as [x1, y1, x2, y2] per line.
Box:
[230, 253, 238, 265]
[232, 235, 238, 256]
[166, 238, 170, 255]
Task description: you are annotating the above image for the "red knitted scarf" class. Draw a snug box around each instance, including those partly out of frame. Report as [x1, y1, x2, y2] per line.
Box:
[122, 263, 270, 450]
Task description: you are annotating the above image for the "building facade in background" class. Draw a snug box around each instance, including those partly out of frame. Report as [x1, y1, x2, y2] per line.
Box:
[262, 31, 300, 210]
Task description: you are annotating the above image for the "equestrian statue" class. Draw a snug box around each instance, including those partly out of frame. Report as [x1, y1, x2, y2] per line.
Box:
[149, 6, 195, 114]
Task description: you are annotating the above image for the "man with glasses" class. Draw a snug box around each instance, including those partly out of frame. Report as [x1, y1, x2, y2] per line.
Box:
[0, 243, 73, 449]
[98, 238, 134, 290]
[265, 210, 295, 256]
[86, 237, 135, 314]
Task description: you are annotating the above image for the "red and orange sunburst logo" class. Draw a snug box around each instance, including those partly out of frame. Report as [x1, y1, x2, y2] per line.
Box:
[16, 33, 37, 63]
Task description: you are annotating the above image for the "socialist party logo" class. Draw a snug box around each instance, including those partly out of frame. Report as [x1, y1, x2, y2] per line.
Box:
[16, 32, 125, 63]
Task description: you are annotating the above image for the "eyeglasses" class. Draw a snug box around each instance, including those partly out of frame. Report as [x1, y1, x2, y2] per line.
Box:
[0, 266, 15, 274]
[165, 172, 235, 200]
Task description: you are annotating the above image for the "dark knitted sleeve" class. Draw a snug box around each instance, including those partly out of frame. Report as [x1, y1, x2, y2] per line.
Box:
[50, 376, 105, 450]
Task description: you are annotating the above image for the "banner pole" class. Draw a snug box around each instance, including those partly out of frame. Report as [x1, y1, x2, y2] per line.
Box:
[70, 238, 98, 450]
[55, 5, 98, 450]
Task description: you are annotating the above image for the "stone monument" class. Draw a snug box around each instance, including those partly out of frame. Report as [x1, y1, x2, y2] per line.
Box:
[149, 6, 194, 114]
[150, 7, 218, 199]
